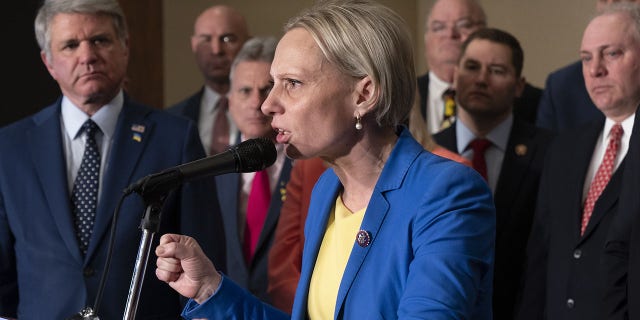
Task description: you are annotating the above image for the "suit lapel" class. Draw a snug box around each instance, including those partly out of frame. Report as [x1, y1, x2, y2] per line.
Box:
[183, 89, 204, 122]
[568, 123, 603, 241]
[253, 158, 293, 263]
[28, 104, 83, 262]
[334, 186, 390, 318]
[293, 173, 340, 317]
[493, 121, 537, 233]
[216, 173, 242, 248]
[581, 158, 625, 240]
[432, 123, 457, 153]
[333, 129, 417, 318]
[85, 101, 153, 261]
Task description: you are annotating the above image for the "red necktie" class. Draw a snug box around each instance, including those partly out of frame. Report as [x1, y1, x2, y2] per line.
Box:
[210, 96, 229, 155]
[470, 138, 492, 181]
[581, 124, 623, 235]
[244, 169, 271, 262]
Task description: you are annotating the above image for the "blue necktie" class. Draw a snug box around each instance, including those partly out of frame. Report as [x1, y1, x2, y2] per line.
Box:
[71, 119, 101, 255]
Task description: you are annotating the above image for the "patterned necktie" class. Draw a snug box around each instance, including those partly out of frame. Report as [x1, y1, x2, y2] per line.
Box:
[71, 119, 101, 255]
[243, 169, 271, 263]
[210, 96, 229, 155]
[581, 124, 623, 235]
[440, 88, 456, 130]
[470, 138, 492, 181]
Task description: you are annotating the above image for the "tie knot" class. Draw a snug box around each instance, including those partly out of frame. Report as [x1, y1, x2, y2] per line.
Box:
[81, 119, 99, 137]
[442, 88, 455, 100]
[470, 138, 491, 154]
[610, 123, 623, 141]
[217, 96, 229, 111]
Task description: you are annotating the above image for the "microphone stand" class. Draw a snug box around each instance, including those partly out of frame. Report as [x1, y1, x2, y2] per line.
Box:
[123, 198, 165, 320]
[122, 172, 178, 320]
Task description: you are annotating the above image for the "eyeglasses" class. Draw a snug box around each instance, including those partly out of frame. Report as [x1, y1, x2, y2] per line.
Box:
[427, 19, 484, 36]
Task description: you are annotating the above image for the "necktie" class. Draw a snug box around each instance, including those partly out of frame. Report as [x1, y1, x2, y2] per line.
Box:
[581, 124, 623, 235]
[470, 138, 492, 181]
[71, 119, 101, 255]
[440, 88, 456, 130]
[210, 96, 229, 155]
[243, 169, 271, 263]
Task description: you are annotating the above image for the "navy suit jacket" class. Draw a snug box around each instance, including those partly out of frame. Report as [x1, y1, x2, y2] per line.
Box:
[602, 109, 640, 320]
[179, 127, 496, 320]
[417, 72, 542, 126]
[434, 118, 553, 320]
[536, 60, 604, 132]
[517, 119, 625, 320]
[0, 96, 226, 319]
[215, 156, 292, 302]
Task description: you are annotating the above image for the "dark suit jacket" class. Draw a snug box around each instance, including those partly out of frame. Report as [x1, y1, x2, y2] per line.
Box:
[215, 157, 293, 303]
[418, 72, 543, 126]
[166, 88, 203, 123]
[0, 96, 226, 319]
[536, 60, 604, 133]
[517, 119, 624, 320]
[602, 109, 640, 320]
[434, 118, 552, 320]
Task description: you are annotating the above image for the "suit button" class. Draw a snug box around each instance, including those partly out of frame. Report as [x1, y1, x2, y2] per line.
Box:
[83, 267, 95, 277]
[566, 298, 575, 309]
[573, 249, 582, 259]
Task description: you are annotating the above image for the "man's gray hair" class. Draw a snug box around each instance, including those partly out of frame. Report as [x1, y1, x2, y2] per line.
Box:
[35, 0, 128, 60]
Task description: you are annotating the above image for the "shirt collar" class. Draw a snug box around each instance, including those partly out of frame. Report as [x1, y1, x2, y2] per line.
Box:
[428, 71, 452, 97]
[456, 113, 513, 153]
[604, 112, 635, 144]
[61, 90, 124, 140]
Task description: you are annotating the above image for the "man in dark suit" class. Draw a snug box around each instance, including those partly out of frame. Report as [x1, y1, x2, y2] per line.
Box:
[0, 0, 225, 319]
[517, 4, 639, 320]
[533, 0, 640, 133]
[167, 5, 250, 155]
[433, 28, 552, 320]
[215, 37, 292, 303]
[419, 0, 541, 133]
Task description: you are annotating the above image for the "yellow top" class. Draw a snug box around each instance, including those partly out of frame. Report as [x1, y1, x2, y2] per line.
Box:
[307, 196, 366, 319]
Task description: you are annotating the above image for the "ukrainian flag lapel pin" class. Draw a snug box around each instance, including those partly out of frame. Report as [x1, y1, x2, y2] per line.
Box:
[131, 124, 145, 142]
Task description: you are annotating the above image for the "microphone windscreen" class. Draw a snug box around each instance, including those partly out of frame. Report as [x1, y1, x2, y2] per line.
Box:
[234, 138, 277, 172]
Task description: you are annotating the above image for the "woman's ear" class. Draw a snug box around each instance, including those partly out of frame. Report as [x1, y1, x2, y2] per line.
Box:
[354, 75, 378, 116]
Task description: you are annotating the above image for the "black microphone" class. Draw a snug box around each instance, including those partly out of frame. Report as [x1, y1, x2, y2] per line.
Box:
[124, 137, 277, 198]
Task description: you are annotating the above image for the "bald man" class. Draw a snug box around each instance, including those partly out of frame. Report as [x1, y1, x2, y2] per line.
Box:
[168, 5, 250, 156]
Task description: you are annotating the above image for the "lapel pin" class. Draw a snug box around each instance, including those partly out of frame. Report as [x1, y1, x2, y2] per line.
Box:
[131, 124, 145, 133]
[356, 230, 372, 247]
[515, 144, 527, 156]
[131, 124, 145, 142]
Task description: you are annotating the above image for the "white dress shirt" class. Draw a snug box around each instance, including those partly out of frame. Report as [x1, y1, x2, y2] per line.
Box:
[456, 114, 513, 194]
[427, 71, 453, 134]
